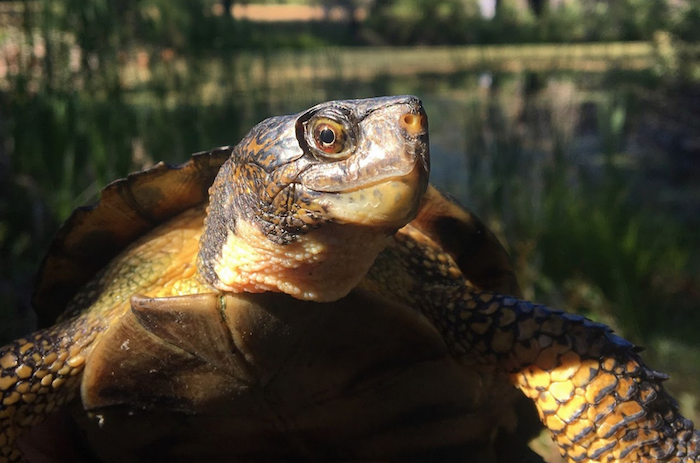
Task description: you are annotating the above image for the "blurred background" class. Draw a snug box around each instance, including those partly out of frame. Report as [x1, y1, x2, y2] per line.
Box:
[0, 0, 698, 460]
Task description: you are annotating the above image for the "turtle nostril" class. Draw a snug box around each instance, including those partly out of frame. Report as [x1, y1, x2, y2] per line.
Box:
[399, 112, 426, 137]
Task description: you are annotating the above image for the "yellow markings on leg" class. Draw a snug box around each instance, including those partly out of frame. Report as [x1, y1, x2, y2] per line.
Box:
[0, 321, 91, 460]
[373, 229, 700, 462]
[0, 356, 17, 371]
[419, 287, 700, 463]
[506, 314, 699, 463]
[1, 207, 210, 461]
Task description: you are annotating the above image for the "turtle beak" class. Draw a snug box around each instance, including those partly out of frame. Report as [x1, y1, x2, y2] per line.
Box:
[307, 98, 430, 230]
[401, 104, 430, 174]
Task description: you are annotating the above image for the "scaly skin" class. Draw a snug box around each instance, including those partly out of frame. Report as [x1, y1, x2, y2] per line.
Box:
[364, 225, 700, 463]
[2, 211, 699, 462]
[0, 321, 87, 463]
[2, 96, 698, 462]
[0, 208, 208, 463]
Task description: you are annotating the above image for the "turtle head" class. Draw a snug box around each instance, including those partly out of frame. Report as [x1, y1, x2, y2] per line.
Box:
[198, 95, 430, 301]
[290, 95, 429, 229]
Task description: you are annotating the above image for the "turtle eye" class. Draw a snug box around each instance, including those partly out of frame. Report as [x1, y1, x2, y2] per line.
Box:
[311, 118, 348, 157]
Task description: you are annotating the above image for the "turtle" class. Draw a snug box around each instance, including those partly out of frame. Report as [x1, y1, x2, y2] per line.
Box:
[0, 95, 698, 463]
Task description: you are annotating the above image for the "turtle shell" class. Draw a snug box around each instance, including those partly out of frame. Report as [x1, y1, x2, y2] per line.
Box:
[27, 148, 536, 462]
[33, 149, 520, 326]
[32, 147, 232, 327]
[73, 289, 534, 462]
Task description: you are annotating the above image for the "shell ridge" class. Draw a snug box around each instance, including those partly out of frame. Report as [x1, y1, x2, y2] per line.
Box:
[32, 149, 230, 325]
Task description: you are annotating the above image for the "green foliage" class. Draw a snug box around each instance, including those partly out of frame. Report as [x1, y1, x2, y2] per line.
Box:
[536, 179, 692, 339]
[610, 0, 669, 41]
[538, 2, 590, 42]
[480, 0, 538, 44]
[457, 76, 699, 346]
[361, 0, 691, 45]
[363, 0, 479, 45]
[672, 2, 700, 43]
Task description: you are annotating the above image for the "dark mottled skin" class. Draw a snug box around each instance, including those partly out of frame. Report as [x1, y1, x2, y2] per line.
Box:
[365, 225, 700, 463]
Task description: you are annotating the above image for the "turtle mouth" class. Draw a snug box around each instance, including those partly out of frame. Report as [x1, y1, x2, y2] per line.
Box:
[316, 166, 428, 228]
[298, 151, 429, 229]
[266, 96, 430, 231]
[303, 146, 428, 194]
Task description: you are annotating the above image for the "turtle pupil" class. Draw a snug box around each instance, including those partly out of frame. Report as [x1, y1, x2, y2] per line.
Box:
[319, 127, 335, 145]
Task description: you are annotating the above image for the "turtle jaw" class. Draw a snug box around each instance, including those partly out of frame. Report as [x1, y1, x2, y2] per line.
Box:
[201, 165, 429, 302]
[296, 98, 430, 232]
[305, 162, 428, 232]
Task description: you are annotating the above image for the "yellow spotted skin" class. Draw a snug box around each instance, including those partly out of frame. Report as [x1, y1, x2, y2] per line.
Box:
[366, 225, 700, 463]
[0, 207, 208, 463]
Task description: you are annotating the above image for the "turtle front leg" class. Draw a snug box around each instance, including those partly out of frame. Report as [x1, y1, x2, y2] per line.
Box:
[429, 288, 700, 463]
[0, 318, 96, 463]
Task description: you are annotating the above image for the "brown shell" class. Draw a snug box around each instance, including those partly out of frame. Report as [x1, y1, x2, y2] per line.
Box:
[32, 147, 519, 325]
[32, 147, 232, 327]
[412, 185, 521, 298]
[75, 290, 529, 462]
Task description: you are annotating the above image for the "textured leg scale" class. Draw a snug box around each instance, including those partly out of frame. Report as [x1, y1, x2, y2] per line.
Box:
[381, 228, 700, 463]
[0, 318, 92, 462]
[427, 287, 700, 463]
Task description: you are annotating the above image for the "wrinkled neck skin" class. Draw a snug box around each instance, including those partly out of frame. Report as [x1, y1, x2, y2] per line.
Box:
[197, 157, 394, 302]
